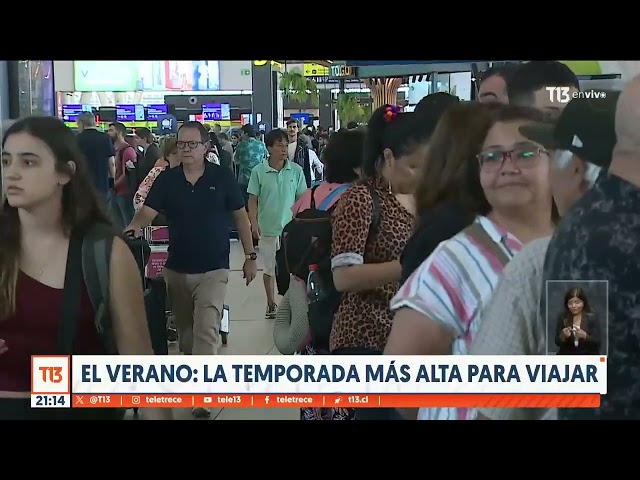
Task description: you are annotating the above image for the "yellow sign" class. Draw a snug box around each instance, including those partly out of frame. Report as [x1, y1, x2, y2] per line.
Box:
[304, 63, 329, 76]
[560, 61, 602, 76]
[253, 60, 283, 69]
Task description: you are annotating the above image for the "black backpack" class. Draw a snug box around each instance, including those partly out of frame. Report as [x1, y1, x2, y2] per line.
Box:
[280, 184, 351, 289]
[120, 145, 143, 194]
[280, 184, 381, 351]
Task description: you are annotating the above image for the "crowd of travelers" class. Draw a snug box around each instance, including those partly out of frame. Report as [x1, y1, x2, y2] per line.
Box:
[276, 60, 638, 421]
[1, 60, 637, 421]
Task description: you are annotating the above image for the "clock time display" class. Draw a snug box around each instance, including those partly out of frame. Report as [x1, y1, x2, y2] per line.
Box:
[31, 394, 70, 408]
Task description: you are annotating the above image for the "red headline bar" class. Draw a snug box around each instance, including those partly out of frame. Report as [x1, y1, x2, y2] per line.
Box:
[71, 393, 600, 409]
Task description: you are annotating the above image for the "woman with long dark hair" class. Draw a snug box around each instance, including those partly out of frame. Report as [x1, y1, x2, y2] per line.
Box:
[329, 104, 433, 420]
[555, 287, 601, 355]
[400, 100, 489, 284]
[0, 116, 169, 420]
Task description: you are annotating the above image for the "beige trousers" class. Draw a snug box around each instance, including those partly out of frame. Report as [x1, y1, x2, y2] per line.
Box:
[164, 268, 229, 355]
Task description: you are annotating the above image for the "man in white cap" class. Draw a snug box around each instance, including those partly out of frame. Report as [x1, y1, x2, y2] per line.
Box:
[540, 77, 640, 420]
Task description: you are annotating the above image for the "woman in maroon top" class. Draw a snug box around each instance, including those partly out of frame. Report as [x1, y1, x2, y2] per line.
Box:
[0, 116, 169, 420]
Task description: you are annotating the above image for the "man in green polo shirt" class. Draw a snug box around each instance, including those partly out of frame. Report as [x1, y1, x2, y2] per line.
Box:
[248, 129, 307, 318]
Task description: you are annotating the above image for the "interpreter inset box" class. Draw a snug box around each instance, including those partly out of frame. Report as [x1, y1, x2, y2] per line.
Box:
[545, 280, 608, 356]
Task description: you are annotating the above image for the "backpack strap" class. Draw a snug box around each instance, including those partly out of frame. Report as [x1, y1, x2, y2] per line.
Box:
[303, 146, 312, 187]
[369, 186, 381, 230]
[117, 145, 132, 160]
[309, 185, 319, 209]
[463, 221, 511, 267]
[125, 145, 137, 157]
[318, 184, 350, 211]
[365, 185, 382, 246]
[82, 224, 118, 354]
[119, 145, 138, 168]
[57, 230, 84, 355]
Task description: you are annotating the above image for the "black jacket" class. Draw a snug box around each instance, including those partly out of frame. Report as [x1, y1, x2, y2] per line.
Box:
[400, 203, 470, 284]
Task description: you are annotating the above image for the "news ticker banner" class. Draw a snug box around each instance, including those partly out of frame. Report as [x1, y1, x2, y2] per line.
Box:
[31, 355, 607, 409]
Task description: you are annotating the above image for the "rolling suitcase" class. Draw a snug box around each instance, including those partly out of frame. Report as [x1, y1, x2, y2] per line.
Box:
[124, 232, 168, 355]
[124, 231, 167, 417]
[144, 278, 168, 355]
[144, 227, 174, 348]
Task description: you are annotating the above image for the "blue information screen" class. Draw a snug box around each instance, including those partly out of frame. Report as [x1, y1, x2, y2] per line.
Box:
[62, 104, 92, 122]
[116, 104, 145, 122]
[147, 104, 168, 121]
[202, 103, 230, 121]
[202, 103, 222, 121]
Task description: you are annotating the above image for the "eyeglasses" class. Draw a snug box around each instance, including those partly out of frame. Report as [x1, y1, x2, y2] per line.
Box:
[477, 145, 549, 172]
[176, 140, 206, 149]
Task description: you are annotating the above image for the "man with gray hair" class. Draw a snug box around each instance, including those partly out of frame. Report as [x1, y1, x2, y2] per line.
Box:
[540, 77, 640, 420]
[470, 93, 619, 420]
[76, 111, 115, 202]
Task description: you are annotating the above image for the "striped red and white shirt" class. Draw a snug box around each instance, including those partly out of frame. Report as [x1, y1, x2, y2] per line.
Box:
[390, 215, 523, 420]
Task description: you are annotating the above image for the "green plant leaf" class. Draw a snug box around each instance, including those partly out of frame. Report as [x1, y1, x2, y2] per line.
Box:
[279, 68, 319, 106]
[337, 92, 366, 124]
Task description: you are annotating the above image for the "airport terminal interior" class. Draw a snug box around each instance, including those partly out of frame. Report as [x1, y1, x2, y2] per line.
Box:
[1, 60, 636, 421]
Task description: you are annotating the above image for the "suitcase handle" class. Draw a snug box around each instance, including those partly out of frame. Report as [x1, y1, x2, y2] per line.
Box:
[123, 229, 142, 239]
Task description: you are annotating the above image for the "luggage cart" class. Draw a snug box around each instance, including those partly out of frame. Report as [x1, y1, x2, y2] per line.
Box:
[143, 226, 229, 346]
[143, 227, 175, 342]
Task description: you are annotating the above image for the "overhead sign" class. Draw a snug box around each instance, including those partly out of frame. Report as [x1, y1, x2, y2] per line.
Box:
[74, 61, 220, 92]
[560, 61, 602, 75]
[306, 75, 361, 84]
[304, 63, 329, 76]
[157, 114, 178, 134]
[330, 65, 357, 78]
[345, 60, 494, 66]
[253, 60, 282, 69]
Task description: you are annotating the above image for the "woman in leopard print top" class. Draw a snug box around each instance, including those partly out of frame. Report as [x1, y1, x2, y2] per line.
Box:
[328, 104, 440, 419]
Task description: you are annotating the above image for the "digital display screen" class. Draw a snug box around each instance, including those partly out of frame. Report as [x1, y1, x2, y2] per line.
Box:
[116, 104, 145, 122]
[290, 112, 311, 125]
[74, 61, 221, 92]
[220, 103, 230, 120]
[202, 103, 221, 121]
[147, 104, 168, 121]
[62, 104, 92, 122]
[202, 103, 230, 121]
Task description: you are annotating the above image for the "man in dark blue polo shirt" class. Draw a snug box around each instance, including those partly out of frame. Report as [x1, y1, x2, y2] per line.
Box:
[125, 121, 257, 417]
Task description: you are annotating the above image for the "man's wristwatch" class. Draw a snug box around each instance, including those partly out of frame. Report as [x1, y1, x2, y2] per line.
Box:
[245, 252, 257, 261]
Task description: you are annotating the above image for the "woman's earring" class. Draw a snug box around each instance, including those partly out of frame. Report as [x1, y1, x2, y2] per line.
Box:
[388, 182, 393, 194]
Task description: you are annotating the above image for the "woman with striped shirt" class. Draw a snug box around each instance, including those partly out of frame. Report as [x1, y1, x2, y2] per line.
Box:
[385, 104, 556, 421]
